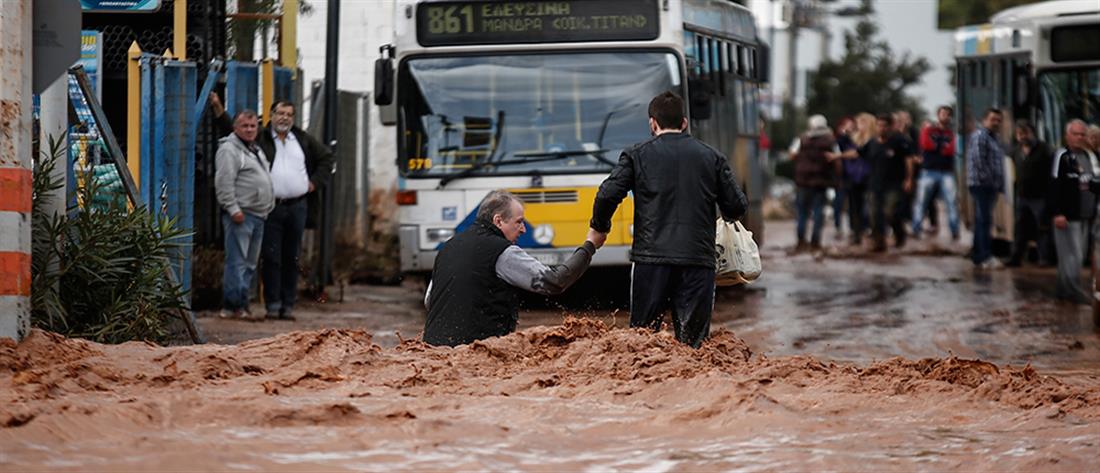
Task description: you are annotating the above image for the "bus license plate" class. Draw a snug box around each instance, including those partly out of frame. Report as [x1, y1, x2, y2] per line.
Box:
[530, 252, 561, 266]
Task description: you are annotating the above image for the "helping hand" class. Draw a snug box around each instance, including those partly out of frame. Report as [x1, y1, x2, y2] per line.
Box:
[586, 228, 608, 249]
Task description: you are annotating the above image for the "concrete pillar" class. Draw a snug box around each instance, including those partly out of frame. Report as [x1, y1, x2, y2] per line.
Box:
[0, 0, 34, 341]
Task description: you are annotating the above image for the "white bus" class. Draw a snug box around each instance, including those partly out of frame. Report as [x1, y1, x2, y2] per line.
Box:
[954, 0, 1100, 248]
[375, 0, 767, 275]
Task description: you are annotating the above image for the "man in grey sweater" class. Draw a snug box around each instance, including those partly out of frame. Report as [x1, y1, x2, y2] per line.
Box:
[215, 110, 275, 319]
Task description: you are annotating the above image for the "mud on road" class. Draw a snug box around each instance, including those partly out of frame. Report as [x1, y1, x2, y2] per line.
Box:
[2, 318, 1099, 471]
[4, 220, 1100, 470]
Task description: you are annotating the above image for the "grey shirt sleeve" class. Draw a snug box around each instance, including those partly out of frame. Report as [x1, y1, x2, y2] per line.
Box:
[214, 144, 242, 216]
[495, 242, 596, 296]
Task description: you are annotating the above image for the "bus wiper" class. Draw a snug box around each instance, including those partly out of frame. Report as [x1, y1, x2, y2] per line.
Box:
[436, 150, 610, 189]
[514, 148, 614, 166]
[437, 111, 506, 189]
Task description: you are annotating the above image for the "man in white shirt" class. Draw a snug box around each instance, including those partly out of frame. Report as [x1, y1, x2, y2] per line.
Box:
[256, 101, 334, 320]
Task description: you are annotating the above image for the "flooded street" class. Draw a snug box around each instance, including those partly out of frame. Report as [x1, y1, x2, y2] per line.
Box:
[2, 220, 1098, 471]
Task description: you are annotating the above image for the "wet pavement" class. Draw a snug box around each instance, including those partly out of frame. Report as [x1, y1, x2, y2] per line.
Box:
[197, 219, 1100, 374]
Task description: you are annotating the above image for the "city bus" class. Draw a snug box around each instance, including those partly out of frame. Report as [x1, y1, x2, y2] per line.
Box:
[374, 0, 767, 275]
[953, 0, 1100, 250]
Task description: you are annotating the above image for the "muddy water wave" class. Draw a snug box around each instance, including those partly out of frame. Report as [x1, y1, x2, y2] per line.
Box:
[2, 319, 1098, 471]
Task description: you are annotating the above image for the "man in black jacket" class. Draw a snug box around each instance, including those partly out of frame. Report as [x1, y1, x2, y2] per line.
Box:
[1049, 119, 1098, 303]
[423, 190, 601, 346]
[1007, 120, 1053, 267]
[866, 113, 916, 252]
[588, 92, 748, 348]
[255, 101, 335, 319]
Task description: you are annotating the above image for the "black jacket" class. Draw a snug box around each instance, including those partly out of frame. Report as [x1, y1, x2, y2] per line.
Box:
[591, 132, 748, 267]
[1048, 147, 1099, 222]
[424, 220, 519, 346]
[1012, 140, 1053, 200]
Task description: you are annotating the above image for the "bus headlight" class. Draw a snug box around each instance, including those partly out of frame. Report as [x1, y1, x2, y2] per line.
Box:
[533, 224, 555, 245]
[426, 228, 455, 243]
[629, 224, 634, 237]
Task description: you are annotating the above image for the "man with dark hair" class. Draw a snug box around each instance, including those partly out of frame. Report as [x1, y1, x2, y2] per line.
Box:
[966, 108, 1006, 269]
[589, 91, 748, 348]
[1048, 119, 1098, 302]
[912, 105, 960, 240]
[423, 190, 601, 346]
[253, 100, 335, 320]
[1007, 119, 1054, 267]
[215, 110, 274, 320]
[865, 112, 916, 252]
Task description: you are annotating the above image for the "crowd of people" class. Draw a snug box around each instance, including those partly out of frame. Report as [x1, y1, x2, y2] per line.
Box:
[790, 106, 1100, 303]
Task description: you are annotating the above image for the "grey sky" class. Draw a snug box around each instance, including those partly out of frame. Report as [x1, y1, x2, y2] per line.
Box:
[753, 0, 956, 117]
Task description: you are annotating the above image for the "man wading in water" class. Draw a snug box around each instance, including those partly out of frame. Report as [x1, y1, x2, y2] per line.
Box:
[588, 91, 748, 348]
[423, 190, 604, 346]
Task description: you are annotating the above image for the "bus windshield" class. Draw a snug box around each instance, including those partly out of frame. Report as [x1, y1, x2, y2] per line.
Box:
[1038, 68, 1100, 148]
[398, 51, 683, 178]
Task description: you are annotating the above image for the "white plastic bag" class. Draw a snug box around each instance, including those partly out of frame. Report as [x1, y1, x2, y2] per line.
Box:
[715, 219, 762, 286]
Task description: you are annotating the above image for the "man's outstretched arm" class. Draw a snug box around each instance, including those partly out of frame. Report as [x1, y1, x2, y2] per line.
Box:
[590, 151, 635, 233]
[496, 242, 597, 296]
[716, 159, 748, 222]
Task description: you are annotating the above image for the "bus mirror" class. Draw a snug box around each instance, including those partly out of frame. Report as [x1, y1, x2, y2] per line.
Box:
[688, 78, 714, 121]
[374, 45, 395, 106]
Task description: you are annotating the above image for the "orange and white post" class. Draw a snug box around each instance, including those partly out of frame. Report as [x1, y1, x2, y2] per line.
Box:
[0, 1, 33, 341]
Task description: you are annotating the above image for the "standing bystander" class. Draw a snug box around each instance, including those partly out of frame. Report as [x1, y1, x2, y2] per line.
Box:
[1087, 124, 1100, 154]
[1048, 120, 1098, 303]
[865, 113, 915, 252]
[1006, 120, 1054, 267]
[215, 110, 275, 319]
[256, 101, 335, 320]
[842, 113, 876, 245]
[789, 115, 838, 251]
[911, 105, 961, 240]
[965, 108, 1007, 270]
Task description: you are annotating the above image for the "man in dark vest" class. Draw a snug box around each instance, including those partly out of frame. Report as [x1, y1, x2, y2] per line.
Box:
[423, 190, 602, 346]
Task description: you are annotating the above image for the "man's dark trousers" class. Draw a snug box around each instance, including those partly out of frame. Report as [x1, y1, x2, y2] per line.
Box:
[262, 197, 308, 314]
[630, 263, 716, 348]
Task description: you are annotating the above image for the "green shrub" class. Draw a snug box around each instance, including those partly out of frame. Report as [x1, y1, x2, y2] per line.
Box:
[31, 138, 190, 344]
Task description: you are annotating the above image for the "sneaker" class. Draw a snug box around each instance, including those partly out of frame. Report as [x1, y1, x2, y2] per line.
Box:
[237, 308, 264, 322]
[218, 309, 235, 319]
[979, 258, 1005, 270]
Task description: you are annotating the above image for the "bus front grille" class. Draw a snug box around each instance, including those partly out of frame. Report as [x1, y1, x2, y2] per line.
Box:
[514, 190, 579, 204]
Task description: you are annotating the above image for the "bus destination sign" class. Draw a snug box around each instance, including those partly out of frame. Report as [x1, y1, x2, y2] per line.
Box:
[417, 0, 660, 47]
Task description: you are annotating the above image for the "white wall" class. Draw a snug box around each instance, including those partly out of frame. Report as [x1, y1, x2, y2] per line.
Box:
[298, 0, 398, 213]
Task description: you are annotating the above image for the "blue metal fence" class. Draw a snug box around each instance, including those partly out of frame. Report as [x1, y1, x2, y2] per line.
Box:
[226, 61, 259, 117]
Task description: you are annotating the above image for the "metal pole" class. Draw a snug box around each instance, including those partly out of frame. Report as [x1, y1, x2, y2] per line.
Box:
[786, 2, 799, 103]
[0, 0, 33, 341]
[318, 0, 340, 290]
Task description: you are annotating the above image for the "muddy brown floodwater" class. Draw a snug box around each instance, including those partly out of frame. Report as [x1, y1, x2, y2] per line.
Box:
[2, 220, 1099, 470]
